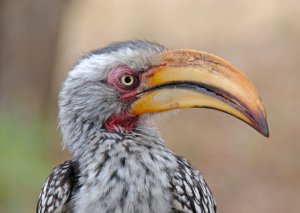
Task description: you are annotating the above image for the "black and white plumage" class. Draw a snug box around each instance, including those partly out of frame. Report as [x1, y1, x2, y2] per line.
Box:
[38, 131, 216, 213]
[37, 161, 74, 213]
[37, 40, 268, 213]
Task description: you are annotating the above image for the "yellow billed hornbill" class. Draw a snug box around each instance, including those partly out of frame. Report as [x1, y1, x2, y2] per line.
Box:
[36, 40, 269, 213]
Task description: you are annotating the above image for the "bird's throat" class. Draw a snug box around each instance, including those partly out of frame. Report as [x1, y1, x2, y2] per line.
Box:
[104, 112, 139, 132]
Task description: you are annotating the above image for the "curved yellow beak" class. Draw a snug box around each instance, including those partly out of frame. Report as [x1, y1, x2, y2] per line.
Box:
[130, 49, 269, 137]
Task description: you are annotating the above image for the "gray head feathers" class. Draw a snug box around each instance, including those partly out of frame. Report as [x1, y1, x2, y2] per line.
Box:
[58, 40, 166, 153]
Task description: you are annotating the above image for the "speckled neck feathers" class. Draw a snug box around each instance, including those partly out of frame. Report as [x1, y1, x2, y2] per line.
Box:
[72, 129, 178, 213]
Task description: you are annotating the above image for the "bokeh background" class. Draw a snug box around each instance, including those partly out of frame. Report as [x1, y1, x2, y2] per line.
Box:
[0, 0, 299, 212]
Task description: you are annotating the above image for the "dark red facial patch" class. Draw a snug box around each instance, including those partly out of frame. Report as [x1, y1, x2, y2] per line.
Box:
[104, 112, 139, 132]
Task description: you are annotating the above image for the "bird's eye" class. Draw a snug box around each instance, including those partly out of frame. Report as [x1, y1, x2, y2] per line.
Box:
[119, 74, 139, 89]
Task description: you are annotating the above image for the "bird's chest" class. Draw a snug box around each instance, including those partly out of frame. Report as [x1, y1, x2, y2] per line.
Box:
[73, 140, 177, 213]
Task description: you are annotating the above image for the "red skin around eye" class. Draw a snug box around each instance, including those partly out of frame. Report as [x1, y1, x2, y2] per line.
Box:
[107, 65, 142, 101]
[105, 65, 141, 131]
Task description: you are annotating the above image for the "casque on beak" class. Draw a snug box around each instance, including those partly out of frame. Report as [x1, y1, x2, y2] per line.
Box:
[130, 49, 269, 137]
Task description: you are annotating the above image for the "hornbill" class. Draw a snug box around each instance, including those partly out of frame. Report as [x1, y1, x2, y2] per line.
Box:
[36, 40, 269, 213]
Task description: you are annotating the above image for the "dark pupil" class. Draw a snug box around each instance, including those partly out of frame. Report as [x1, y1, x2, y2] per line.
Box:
[125, 76, 132, 84]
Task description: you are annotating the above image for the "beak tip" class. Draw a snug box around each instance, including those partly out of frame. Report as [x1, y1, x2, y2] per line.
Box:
[256, 116, 269, 138]
[261, 125, 270, 138]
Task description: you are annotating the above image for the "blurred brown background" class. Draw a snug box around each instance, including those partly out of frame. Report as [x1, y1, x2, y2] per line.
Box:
[0, 0, 299, 212]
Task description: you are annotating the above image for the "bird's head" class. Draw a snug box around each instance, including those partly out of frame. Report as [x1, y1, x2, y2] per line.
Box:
[59, 40, 269, 151]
